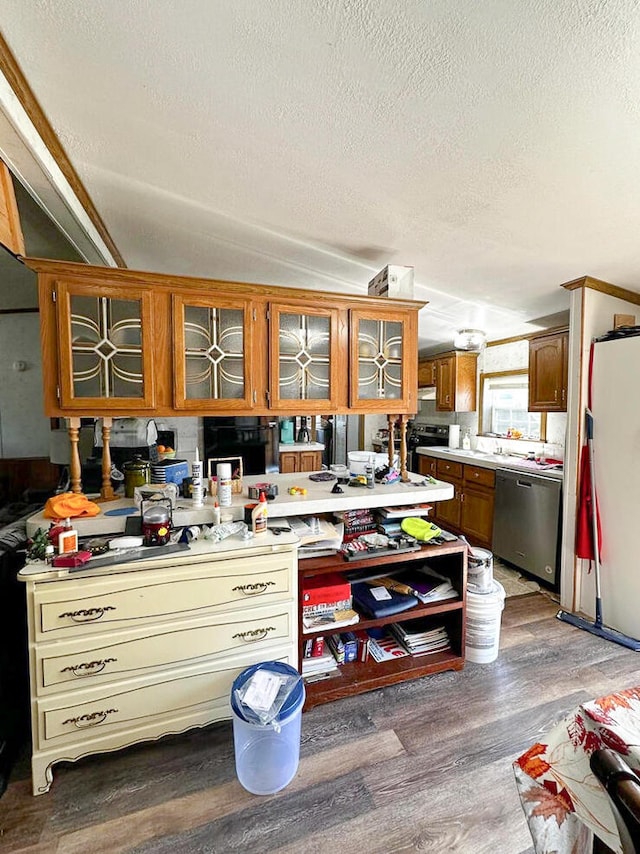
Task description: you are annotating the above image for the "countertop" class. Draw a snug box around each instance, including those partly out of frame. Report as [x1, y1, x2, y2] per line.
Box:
[26, 470, 454, 538]
[278, 442, 325, 452]
[416, 446, 563, 480]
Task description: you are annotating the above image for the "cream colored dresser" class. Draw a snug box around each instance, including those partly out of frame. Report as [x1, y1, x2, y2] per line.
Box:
[19, 533, 298, 795]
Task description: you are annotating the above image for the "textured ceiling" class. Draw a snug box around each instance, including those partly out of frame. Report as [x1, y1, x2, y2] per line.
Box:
[2, 0, 640, 351]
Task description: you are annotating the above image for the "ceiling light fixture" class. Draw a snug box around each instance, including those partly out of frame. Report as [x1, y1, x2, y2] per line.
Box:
[453, 329, 486, 351]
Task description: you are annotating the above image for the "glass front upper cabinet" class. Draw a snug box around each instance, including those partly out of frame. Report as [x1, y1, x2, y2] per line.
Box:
[56, 281, 155, 410]
[172, 294, 254, 410]
[269, 304, 341, 411]
[349, 307, 418, 412]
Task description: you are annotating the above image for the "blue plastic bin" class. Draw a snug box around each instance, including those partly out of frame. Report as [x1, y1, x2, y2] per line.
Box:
[231, 661, 305, 795]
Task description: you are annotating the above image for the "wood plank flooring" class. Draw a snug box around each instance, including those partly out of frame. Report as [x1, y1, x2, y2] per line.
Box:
[2, 590, 640, 854]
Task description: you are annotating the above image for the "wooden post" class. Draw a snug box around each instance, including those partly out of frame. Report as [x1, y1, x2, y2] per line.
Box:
[387, 414, 395, 469]
[98, 417, 117, 502]
[399, 414, 410, 482]
[67, 418, 82, 494]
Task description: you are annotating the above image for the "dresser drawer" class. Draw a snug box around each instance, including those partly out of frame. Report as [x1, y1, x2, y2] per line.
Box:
[36, 644, 295, 749]
[436, 459, 463, 480]
[463, 465, 495, 489]
[33, 552, 294, 640]
[37, 602, 295, 693]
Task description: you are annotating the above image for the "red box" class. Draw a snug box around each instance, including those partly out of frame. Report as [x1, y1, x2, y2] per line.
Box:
[302, 572, 351, 608]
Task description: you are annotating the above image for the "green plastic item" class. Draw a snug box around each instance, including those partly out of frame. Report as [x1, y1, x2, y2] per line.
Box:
[400, 517, 442, 542]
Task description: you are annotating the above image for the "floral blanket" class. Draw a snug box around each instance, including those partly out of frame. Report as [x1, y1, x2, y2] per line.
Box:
[514, 686, 640, 854]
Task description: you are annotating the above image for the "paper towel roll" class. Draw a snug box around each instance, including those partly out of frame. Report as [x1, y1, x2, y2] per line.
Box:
[449, 425, 460, 449]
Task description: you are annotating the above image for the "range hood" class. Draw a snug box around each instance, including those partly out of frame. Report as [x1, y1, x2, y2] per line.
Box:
[417, 386, 436, 400]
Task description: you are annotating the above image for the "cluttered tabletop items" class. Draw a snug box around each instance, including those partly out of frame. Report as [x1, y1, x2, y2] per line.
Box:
[22, 459, 458, 578]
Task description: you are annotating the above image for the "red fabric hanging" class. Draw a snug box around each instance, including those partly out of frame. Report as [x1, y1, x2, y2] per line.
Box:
[575, 342, 602, 564]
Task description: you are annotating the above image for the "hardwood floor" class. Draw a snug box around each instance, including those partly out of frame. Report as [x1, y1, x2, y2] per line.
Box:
[2, 591, 639, 854]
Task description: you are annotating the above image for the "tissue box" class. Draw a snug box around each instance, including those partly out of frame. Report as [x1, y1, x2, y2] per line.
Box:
[368, 265, 414, 299]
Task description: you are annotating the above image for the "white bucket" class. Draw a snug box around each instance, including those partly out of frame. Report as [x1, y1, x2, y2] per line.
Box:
[465, 580, 506, 664]
[468, 547, 494, 594]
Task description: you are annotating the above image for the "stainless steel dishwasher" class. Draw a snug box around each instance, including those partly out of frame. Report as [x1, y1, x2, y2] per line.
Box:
[492, 469, 562, 588]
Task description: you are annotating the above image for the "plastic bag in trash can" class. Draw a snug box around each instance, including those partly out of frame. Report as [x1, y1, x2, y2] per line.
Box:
[234, 666, 302, 731]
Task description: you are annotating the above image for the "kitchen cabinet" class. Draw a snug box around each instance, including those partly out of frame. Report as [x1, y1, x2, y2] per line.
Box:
[279, 449, 323, 473]
[432, 458, 463, 530]
[172, 293, 255, 410]
[349, 306, 419, 412]
[269, 303, 341, 412]
[0, 160, 25, 256]
[54, 278, 156, 411]
[30, 258, 424, 418]
[299, 541, 467, 710]
[460, 465, 495, 549]
[528, 329, 568, 412]
[418, 454, 437, 478]
[19, 537, 298, 795]
[430, 458, 495, 549]
[418, 358, 436, 387]
[435, 352, 478, 412]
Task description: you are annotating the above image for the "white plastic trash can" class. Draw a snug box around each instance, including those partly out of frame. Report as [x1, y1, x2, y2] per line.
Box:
[465, 580, 506, 664]
[231, 661, 305, 795]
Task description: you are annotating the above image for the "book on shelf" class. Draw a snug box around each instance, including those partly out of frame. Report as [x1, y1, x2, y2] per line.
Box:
[326, 633, 345, 664]
[377, 503, 432, 520]
[351, 582, 418, 619]
[302, 608, 360, 633]
[388, 622, 451, 655]
[387, 571, 458, 604]
[302, 651, 340, 680]
[368, 632, 410, 662]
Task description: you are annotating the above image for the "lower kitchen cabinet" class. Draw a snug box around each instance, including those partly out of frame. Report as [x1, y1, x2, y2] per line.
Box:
[427, 457, 495, 549]
[299, 541, 467, 710]
[279, 450, 323, 473]
[19, 538, 298, 795]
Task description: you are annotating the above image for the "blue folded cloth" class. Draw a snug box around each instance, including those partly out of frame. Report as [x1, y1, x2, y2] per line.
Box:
[351, 582, 418, 619]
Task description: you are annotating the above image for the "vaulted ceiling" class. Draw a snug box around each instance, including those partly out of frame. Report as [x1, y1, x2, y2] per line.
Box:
[2, 1, 640, 351]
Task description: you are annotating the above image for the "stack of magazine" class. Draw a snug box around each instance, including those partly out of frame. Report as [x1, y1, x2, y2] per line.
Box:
[388, 620, 451, 656]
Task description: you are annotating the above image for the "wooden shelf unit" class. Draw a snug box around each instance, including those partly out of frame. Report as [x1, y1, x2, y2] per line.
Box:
[298, 541, 467, 709]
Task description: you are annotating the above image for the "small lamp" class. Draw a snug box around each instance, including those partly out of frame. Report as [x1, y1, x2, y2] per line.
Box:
[453, 329, 486, 352]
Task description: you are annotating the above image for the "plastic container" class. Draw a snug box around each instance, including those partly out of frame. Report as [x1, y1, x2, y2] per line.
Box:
[251, 492, 268, 534]
[348, 451, 389, 475]
[216, 462, 233, 507]
[467, 547, 494, 593]
[465, 580, 506, 664]
[231, 661, 305, 795]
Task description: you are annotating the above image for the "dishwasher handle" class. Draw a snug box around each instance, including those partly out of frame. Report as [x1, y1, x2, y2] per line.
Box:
[516, 479, 532, 488]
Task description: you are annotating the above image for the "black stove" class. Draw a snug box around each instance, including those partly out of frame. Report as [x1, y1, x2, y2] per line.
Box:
[408, 424, 450, 470]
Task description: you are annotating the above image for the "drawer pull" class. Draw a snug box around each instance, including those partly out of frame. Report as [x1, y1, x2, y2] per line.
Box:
[62, 708, 118, 728]
[232, 581, 276, 596]
[61, 658, 117, 677]
[233, 626, 276, 642]
[58, 606, 116, 623]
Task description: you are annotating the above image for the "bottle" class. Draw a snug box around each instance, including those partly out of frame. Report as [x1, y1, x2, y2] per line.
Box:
[217, 462, 233, 507]
[251, 491, 268, 534]
[462, 430, 471, 451]
[191, 448, 203, 508]
[365, 454, 375, 489]
[212, 500, 221, 527]
[58, 518, 78, 554]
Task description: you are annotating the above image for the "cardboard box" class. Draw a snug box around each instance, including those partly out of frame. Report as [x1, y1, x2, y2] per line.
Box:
[368, 265, 414, 299]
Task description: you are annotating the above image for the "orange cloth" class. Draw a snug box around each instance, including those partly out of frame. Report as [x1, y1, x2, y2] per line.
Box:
[43, 492, 101, 519]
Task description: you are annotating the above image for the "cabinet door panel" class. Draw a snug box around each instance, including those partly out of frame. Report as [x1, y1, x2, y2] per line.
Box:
[529, 332, 568, 412]
[349, 308, 417, 412]
[418, 455, 437, 477]
[461, 484, 495, 547]
[299, 451, 322, 472]
[269, 304, 341, 411]
[56, 281, 155, 410]
[435, 481, 462, 530]
[279, 452, 298, 473]
[172, 294, 254, 410]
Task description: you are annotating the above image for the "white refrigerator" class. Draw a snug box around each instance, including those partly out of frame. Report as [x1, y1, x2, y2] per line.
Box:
[590, 334, 640, 641]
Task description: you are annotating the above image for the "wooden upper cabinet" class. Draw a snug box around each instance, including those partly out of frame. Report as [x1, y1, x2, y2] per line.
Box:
[528, 330, 568, 412]
[269, 303, 343, 412]
[172, 294, 255, 410]
[0, 161, 25, 257]
[418, 359, 436, 387]
[349, 306, 418, 412]
[29, 258, 424, 417]
[435, 352, 478, 412]
[55, 279, 156, 411]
